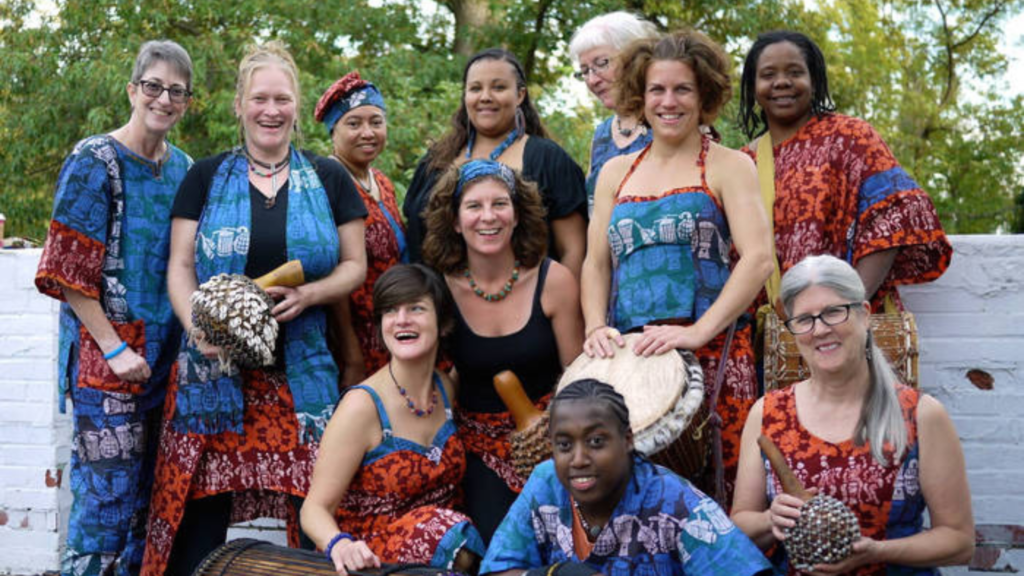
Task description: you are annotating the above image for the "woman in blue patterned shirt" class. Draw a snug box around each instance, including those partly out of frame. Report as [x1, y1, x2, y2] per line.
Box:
[481, 379, 772, 576]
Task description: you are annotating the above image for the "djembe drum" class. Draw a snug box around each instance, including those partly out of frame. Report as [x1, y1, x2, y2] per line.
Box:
[193, 538, 466, 576]
[495, 333, 707, 481]
[190, 260, 304, 372]
[758, 436, 861, 571]
[764, 311, 918, 391]
[557, 335, 707, 479]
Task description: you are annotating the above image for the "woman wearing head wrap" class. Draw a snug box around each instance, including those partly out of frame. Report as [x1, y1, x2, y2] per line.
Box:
[403, 48, 588, 278]
[141, 42, 367, 576]
[35, 39, 193, 576]
[422, 159, 584, 544]
[315, 72, 407, 387]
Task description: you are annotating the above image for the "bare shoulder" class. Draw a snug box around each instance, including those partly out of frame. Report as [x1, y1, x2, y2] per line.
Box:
[597, 151, 637, 186]
[917, 393, 953, 427]
[707, 141, 757, 170]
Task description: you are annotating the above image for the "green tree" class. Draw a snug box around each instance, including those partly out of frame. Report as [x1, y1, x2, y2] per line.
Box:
[1, 0, 1021, 239]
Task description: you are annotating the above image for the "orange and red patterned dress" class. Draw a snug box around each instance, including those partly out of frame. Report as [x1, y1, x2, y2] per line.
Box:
[337, 382, 484, 565]
[743, 113, 951, 311]
[761, 384, 933, 575]
[344, 169, 406, 376]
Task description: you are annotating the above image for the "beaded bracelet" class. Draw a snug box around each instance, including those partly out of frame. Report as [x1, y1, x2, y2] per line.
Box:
[324, 531, 353, 561]
[103, 341, 128, 360]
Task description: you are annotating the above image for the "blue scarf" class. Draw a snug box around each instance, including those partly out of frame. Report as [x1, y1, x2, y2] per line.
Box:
[172, 147, 340, 442]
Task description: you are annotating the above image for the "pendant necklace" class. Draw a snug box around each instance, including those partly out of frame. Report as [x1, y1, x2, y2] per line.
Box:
[246, 149, 290, 209]
[614, 115, 646, 138]
[388, 362, 438, 418]
[572, 498, 603, 540]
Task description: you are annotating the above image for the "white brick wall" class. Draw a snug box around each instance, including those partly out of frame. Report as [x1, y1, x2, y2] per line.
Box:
[1, 235, 1021, 574]
[0, 249, 69, 576]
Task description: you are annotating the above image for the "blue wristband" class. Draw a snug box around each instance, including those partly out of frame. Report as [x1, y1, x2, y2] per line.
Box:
[324, 532, 353, 560]
[103, 341, 129, 360]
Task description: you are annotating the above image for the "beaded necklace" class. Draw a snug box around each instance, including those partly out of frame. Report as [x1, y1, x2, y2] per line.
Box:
[463, 260, 520, 302]
[388, 362, 437, 418]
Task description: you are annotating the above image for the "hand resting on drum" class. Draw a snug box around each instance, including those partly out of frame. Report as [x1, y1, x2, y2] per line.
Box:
[328, 537, 381, 576]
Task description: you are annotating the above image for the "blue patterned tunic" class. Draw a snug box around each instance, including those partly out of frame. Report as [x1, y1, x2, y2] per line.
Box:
[481, 458, 772, 576]
[585, 116, 652, 216]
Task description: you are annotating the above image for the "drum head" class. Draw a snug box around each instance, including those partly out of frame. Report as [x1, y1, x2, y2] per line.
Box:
[556, 333, 704, 456]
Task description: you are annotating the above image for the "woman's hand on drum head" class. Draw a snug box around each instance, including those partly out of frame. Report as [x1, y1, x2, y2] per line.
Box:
[107, 347, 152, 383]
[633, 324, 707, 357]
[329, 538, 380, 576]
[769, 489, 814, 542]
[583, 325, 626, 358]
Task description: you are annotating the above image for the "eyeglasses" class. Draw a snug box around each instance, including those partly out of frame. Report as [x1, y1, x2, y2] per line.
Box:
[573, 57, 611, 81]
[783, 303, 860, 335]
[135, 79, 192, 103]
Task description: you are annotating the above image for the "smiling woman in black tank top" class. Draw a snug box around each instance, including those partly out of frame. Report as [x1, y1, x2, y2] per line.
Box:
[423, 159, 584, 544]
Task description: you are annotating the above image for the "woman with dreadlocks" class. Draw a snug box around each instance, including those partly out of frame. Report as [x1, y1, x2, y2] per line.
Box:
[737, 30, 950, 311]
[481, 379, 772, 576]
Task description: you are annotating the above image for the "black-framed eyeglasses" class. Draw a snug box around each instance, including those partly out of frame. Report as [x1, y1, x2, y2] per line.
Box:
[135, 79, 192, 103]
[783, 302, 860, 335]
[573, 57, 611, 81]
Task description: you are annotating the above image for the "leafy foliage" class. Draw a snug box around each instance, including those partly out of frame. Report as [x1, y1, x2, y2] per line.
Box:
[1, 0, 1020, 239]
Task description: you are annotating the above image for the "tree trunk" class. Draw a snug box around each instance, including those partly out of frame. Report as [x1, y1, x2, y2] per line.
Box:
[447, 0, 493, 56]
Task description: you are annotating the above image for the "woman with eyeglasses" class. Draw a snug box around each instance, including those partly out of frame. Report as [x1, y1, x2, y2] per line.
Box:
[34, 40, 193, 576]
[731, 255, 974, 575]
[403, 48, 588, 278]
[568, 12, 658, 215]
[142, 41, 367, 576]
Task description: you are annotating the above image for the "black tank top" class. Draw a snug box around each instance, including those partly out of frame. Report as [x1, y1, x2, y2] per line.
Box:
[452, 259, 562, 413]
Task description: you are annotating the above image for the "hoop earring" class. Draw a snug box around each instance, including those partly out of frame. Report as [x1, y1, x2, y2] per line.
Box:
[515, 106, 526, 134]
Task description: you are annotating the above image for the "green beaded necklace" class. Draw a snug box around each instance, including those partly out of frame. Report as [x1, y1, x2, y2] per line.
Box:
[463, 260, 521, 302]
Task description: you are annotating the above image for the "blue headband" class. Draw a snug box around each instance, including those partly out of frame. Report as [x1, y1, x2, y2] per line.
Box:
[321, 84, 387, 134]
[455, 160, 517, 200]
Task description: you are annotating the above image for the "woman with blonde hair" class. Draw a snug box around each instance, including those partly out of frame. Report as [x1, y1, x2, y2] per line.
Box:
[141, 41, 367, 576]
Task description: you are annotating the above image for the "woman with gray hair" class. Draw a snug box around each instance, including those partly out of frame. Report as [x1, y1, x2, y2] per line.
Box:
[568, 11, 657, 215]
[731, 254, 974, 574]
[34, 39, 193, 576]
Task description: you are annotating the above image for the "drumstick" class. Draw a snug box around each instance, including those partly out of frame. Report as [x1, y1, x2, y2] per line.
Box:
[494, 370, 544, 433]
[253, 260, 305, 290]
[757, 435, 812, 500]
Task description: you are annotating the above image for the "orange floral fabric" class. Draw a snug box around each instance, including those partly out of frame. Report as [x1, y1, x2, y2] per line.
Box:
[345, 169, 405, 376]
[336, 414, 480, 563]
[743, 114, 951, 311]
[35, 219, 105, 301]
[761, 384, 921, 575]
[76, 319, 147, 395]
[141, 367, 316, 576]
[692, 322, 758, 506]
[456, 394, 552, 494]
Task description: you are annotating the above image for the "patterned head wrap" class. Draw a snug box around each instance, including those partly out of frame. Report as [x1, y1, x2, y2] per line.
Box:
[314, 71, 387, 135]
[455, 160, 517, 200]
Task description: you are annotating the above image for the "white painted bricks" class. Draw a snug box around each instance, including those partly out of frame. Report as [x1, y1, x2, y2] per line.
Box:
[1, 236, 1021, 574]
